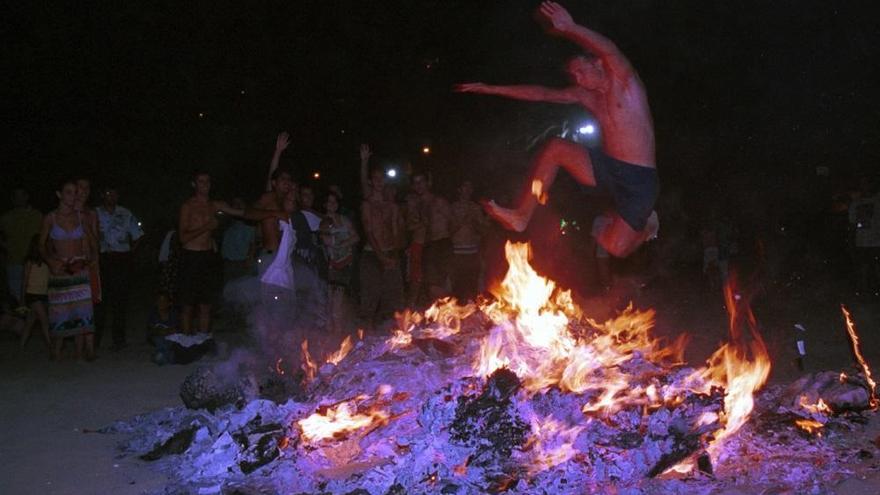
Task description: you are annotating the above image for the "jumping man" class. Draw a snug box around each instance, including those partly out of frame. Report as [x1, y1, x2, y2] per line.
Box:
[456, 1, 658, 257]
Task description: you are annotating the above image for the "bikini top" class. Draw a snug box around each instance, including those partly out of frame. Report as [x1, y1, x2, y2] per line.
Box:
[49, 211, 85, 241]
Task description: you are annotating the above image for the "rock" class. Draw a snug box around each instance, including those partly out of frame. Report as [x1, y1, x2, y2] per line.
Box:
[180, 366, 245, 412]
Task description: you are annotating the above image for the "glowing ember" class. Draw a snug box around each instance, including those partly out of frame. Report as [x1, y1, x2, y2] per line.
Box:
[840, 305, 878, 408]
[794, 418, 825, 435]
[275, 357, 285, 375]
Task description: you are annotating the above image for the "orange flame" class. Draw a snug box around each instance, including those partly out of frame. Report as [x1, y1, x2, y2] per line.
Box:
[695, 278, 771, 457]
[301, 340, 317, 383]
[474, 243, 687, 409]
[326, 336, 354, 366]
[841, 305, 878, 408]
[798, 396, 832, 415]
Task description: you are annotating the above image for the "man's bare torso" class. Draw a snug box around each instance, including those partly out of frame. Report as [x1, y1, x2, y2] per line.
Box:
[181, 197, 219, 251]
[580, 75, 655, 167]
[364, 195, 399, 252]
[424, 195, 451, 242]
[255, 191, 284, 251]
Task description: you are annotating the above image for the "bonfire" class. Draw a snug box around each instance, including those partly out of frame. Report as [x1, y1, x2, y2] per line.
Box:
[110, 242, 879, 494]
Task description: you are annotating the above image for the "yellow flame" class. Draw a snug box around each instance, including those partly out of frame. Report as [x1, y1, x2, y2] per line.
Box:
[301, 340, 317, 383]
[326, 336, 354, 366]
[841, 305, 878, 408]
[298, 395, 390, 442]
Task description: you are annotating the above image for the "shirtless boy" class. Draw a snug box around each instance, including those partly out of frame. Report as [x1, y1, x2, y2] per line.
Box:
[359, 163, 405, 327]
[178, 171, 281, 333]
[457, 1, 658, 257]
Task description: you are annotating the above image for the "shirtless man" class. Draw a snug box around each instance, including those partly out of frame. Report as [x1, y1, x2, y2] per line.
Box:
[411, 172, 453, 299]
[254, 132, 295, 276]
[450, 180, 488, 301]
[359, 162, 405, 328]
[456, 1, 658, 258]
[178, 171, 281, 333]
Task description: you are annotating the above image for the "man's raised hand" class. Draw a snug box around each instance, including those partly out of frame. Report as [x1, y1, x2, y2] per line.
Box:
[538, 1, 575, 34]
[360, 144, 372, 163]
[275, 132, 291, 154]
[454, 82, 489, 93]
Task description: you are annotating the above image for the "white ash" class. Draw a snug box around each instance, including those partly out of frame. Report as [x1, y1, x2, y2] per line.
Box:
[104, 316, 879, 495]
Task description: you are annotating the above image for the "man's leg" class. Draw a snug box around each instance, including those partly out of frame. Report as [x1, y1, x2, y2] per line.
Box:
[6, 264, 24, 305]
[358, 252, 382, 327]
[485, 137, 595, 232]
[197, 304, 211, 333]
[597, 210, 659, 259]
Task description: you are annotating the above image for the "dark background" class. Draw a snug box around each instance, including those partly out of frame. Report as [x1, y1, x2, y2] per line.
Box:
[4, 0, 879, 236]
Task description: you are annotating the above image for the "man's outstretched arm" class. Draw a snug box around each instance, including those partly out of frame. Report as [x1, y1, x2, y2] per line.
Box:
[455, 83, 583, 104]
[538, 1, 634, 79]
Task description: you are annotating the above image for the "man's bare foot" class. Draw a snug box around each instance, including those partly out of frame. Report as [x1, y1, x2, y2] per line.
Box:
[481, 199, 529, 232]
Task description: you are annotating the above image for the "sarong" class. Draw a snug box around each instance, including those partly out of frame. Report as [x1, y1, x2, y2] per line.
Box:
[48, 271, 94, 338]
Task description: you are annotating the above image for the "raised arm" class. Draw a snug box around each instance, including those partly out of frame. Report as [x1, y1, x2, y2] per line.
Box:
[359, 144, 372, 198]
[455, 83, 584, 104]
[266, 132, 290, 192]
[537, 1, 634, 78]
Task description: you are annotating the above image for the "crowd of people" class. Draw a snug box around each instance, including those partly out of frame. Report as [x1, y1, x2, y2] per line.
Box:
[0, 134, 492, 363]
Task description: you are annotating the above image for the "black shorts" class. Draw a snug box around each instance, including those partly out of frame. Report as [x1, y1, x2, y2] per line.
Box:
[177, 249, 222, 306]
[584, 147, 658, 231]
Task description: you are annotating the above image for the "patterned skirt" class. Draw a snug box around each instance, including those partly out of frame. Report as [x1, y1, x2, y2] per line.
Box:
[48, 271, 95, 338]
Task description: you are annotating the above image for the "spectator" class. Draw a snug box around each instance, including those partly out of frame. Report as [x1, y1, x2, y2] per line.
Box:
[95, 186, 145, 350]
[0, 187, 43, 304]
[359, 161, 405, 328]
[74, 177, 102, 304]
[157, 228, 180, 302]
[146, 291, 179, 344]
[450, 180, 488, 301]
[254, 132, 294, 280]
[320, 192, 359, 333]
[19, 235, 51, 351]
[39, 178, 97, 361]
[221, 197, 256, 282]
[291, 184, 327, 329]
[177, 171, 279, 334]
[412, 172, 453, 299]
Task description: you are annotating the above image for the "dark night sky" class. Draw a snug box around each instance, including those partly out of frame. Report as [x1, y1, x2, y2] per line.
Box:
[4, 0, 879, 228]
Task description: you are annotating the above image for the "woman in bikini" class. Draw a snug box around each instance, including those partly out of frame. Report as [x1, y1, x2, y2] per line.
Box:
[38, 178, 98, 361]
